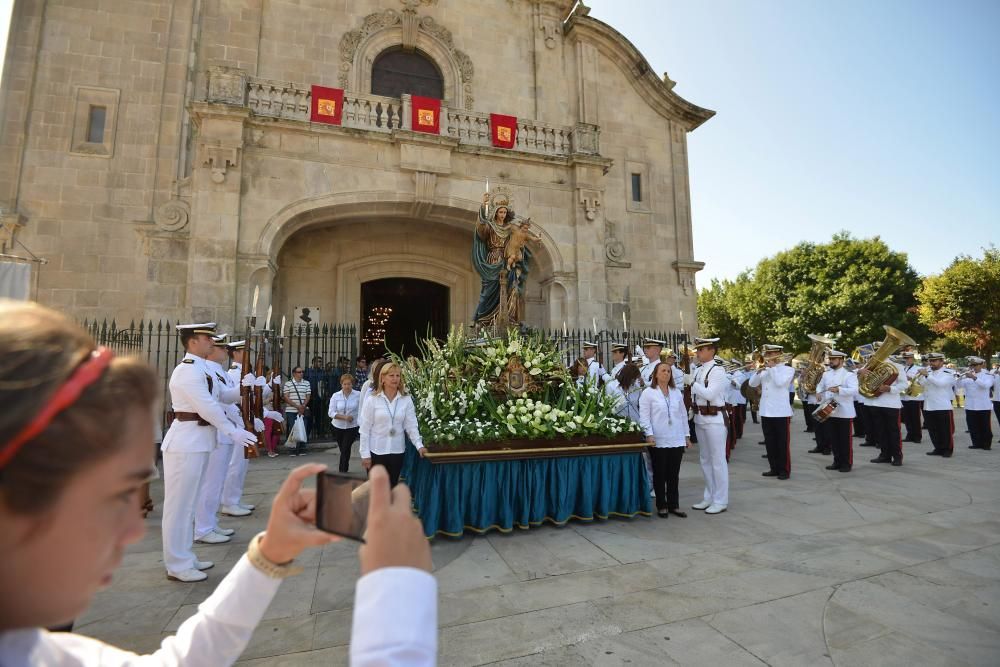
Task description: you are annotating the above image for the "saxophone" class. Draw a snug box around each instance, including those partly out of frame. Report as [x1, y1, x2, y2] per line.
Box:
[801, 333, 836, 395]
[858, 325, 916, 399]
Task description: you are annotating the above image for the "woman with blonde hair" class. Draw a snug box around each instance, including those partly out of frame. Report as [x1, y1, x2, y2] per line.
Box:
[359, 362, 426, 486]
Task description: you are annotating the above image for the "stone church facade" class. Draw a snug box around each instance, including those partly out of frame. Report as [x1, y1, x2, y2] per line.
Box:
[0, 0, 712, 338]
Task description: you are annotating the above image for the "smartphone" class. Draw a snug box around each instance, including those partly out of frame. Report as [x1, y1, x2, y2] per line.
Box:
[315, 471, 367, 542]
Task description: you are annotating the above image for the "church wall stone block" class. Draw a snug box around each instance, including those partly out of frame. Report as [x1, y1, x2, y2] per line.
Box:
[0, 0, 712, 334]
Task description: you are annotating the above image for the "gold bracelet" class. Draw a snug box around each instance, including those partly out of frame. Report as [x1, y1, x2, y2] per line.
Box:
[247, 532, 304, 579]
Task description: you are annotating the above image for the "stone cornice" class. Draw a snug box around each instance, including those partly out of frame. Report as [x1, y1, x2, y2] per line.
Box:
[565, 16, 715, 131]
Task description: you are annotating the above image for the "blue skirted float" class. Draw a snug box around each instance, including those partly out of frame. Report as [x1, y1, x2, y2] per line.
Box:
[403, 446, 651, 538]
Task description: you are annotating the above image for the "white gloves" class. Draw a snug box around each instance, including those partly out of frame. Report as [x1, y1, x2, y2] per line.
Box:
[254, 375, 267, 387]
[241, 373, 256, 387]
[253, 417, 265, 433]
[683, 373, 695, 387]
[272, 374, 282, 385]
[264, 409, 285, 423]
[232, 429, 258, 448]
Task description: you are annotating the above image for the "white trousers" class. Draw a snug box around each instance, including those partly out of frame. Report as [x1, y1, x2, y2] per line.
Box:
[220, 442, 249, 508]
[162, 450, 210, 573]
[194, 442, 233, 539]
[696, 421, 729, 507]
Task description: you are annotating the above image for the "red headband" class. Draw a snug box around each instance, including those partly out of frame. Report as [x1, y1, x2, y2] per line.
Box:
[0, 347, 114, 470]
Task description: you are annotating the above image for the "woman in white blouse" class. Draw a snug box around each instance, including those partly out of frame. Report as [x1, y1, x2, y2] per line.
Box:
[357, 358, 388, 429]
[359, 362, 426, 487]
[328, 374, 360, 473]
[639, 362, 691, 518]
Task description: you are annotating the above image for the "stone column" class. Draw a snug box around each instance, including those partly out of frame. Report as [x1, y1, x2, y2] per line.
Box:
[186, 74, 248, 330]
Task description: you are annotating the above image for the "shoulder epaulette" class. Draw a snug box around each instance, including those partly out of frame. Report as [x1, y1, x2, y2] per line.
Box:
[182, 358, 195, 364]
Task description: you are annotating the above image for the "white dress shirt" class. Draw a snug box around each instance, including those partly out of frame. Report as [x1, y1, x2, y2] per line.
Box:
[690, 359, 729, 425]
[605, 378, 643, 421]
[960, 371, 994, 410]
[815, 366, 858, 419]
[920, 368, 956, 411]
[748, 364, 795, 418]
[861, 362, 909, 409]
[357, 380, 374, 427]
[639, 386, 690, 447]
[162, 353, 239, 453]
[0, 562, 437, 667]
[329, 389, 361, 430]
[359, 391, 424, 458]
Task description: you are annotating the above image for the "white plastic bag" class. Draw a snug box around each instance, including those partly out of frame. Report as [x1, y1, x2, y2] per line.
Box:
[285, 416, 307, 448]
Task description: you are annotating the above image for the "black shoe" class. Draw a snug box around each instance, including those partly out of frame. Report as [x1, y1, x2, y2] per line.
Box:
[871, 456, 891, 463]
[657, 509, 669, 518]
[839, 466, 852, 472]
[860, 442, 877, 447]
[969, 445, 982, 449]
[761, 454, 769, 458]
[822, 449, 832, 455]
[777, 474, 790, 480]
[926, 451, 941, 456]
[669, 509, 688, 518]
[941, 452, 953, 458]
[762, 471, 779, 477]
[825, 464, 840, 470]
[891, 459, 902, 467]
[758, 440, 766, 445]
[808, 448, 823, 454]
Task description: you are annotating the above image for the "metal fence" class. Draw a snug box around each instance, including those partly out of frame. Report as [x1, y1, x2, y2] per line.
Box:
[536, 328, 690, 369]
[81, 319, 357, 433]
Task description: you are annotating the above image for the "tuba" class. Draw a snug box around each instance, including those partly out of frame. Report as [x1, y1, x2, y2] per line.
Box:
[858, 325, 916, 399]
[801, 334, 836, 395]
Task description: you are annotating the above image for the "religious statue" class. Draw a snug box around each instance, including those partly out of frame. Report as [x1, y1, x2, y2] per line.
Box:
[472, 187, 541, 331]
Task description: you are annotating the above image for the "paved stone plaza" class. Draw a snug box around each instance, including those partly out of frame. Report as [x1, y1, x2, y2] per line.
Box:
[75, 413, 1000, 666]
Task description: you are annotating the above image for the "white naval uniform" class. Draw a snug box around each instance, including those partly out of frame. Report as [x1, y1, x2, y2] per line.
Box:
[0, 562, 437, 667]
[194, 359, 243, 539]
[161, 353, 240, 575]
[690, 358, 730, 507]
[602, 359, 626, 384]
[220, 364, 271, 510]
[586, 357, 604, 384]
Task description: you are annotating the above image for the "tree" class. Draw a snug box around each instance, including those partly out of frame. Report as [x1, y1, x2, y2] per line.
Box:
[697, 233, 930, 354]
[916, 248, 1000, 360]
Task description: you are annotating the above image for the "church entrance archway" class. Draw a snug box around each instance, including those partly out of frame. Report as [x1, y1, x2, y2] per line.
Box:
[360, 277, 449, 359]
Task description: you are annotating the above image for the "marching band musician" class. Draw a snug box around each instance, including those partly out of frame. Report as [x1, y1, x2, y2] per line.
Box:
[920, 352, 957, 457]
[815, 350, 858, 472]
[726, 359, 747, 440]
[686, 337, 730, 514]
[161, 324, 258, 583]
[602, 342, 629, 384]
[582, 342, 605, 385]
[749, 344, 795, 479]
[859, 346, 909, 467]
[806, 382, 829, 456]
[743, 357, 759, 424]
[639, 338, 666, 387]
[193, 335, 244, 546]
[960, 357, 994, 450]
[900, 351, 924, 443]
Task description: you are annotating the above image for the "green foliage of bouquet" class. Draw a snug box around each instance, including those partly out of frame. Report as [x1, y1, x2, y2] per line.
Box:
[398, 327, 640, 448]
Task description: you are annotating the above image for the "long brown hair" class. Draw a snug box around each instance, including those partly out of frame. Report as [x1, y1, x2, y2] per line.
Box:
[649, 362, 676, 390]
[0, 301, 158, 514]
[616, 362, 642, 388]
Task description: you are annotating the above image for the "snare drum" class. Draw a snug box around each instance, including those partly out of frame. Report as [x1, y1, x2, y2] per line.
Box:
[812, 397, 839, 423]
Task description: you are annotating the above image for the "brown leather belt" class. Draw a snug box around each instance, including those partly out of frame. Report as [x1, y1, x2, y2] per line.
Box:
[693, 405, 723, 416]
[173, 411, 210, 426]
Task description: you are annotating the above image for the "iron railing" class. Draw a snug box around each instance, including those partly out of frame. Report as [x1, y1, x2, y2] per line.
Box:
[535, 328, 690, 369]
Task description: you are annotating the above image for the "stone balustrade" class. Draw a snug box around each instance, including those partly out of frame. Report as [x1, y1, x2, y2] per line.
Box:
[241, 75, 592, 158]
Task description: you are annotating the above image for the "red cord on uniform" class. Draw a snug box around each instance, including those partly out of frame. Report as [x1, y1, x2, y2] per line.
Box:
[0, 347, 114, 469]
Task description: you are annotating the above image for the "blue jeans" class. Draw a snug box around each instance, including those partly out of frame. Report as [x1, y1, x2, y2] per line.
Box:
[285, 411, 311, 455]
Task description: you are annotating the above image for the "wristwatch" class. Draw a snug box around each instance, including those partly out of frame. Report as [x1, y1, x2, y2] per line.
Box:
[247, 532, 304, 579]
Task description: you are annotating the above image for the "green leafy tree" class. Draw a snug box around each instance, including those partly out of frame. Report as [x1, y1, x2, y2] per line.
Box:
[697, 233, 930, 354]
[916, 248, 999, 359]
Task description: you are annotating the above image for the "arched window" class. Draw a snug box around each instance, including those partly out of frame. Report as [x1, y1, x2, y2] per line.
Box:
[371, 48, 444, 100]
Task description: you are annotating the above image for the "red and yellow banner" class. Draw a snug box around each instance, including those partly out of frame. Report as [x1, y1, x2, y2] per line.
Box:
[411, 95, 441, 134]
[490, 113, 518, 149]
[310, 85, 344, 125]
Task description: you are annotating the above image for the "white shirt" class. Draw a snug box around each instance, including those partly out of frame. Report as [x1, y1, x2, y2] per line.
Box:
[162, 353, 238, 453]
[357, 380, 374, 427]
[726, 370, 746, 405]
[901, 364, 924, 401]
[585, 357, 604, 383]
[960, 371, 994, 410]
[639, 386, 690, 447]
[815, 366, 858, 419]
[748, 364, 795, 418]
[207, 359, 243, 446]
[0, 561, 436, 667]
[690, 359, 729, 424]
[602, 359, 626, 384]
[919, 368, 956, 411]
[329, 389, 361, 430]
[605, 378, 643, 421]
[861, 362, 909, 409]
[359, 392, 423, 458]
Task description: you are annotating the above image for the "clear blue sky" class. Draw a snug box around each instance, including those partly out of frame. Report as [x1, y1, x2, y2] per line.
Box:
[587, 0, 999, 286]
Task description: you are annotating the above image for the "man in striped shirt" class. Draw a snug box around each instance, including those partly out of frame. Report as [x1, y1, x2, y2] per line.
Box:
[283, 367, 312, 456]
